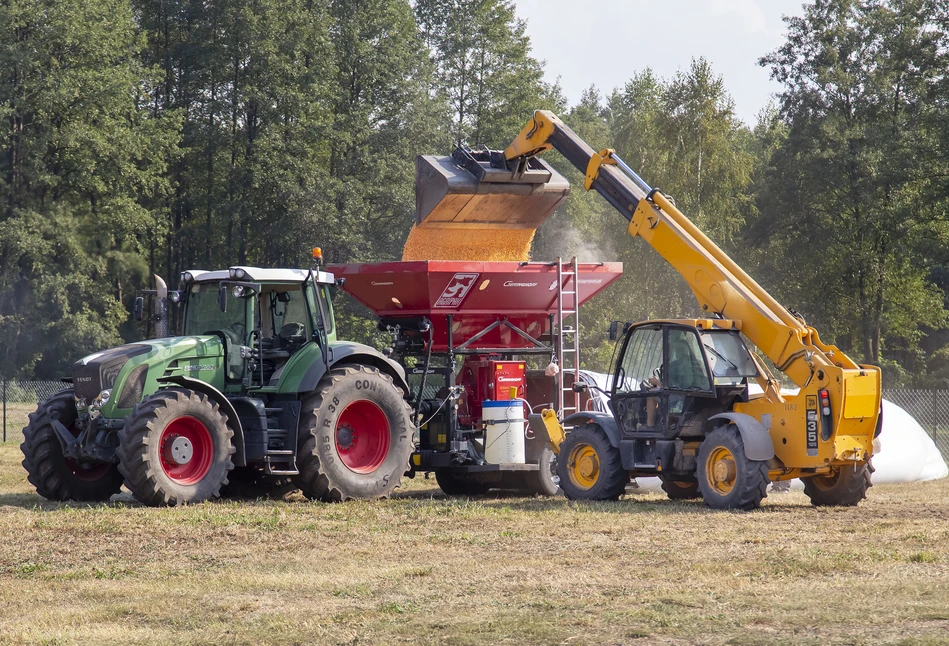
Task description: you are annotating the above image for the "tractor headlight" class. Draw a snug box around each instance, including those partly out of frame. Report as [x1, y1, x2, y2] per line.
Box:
[228, 268, 247, 280]
[232, 285, 245, 298]
[181, 271, 194, 283]
[169, 291, 181, 303]
[90, 389, 111, 411]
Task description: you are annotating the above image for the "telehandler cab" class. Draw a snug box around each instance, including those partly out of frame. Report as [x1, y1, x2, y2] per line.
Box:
[415, 111, 883, 510]
[21, 251, 414, 506]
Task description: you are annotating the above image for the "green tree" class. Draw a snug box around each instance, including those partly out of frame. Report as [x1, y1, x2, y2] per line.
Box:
[757, 0, 948, 370]
[0, 0, 177, 377]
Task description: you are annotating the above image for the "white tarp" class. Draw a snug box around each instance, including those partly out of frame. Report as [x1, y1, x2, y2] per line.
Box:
[575, 371, 948, 487]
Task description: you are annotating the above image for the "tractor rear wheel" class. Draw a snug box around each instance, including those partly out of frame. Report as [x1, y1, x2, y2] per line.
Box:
[296, 365, 413, 502]
[697, 426, 770, 510]
[803, 462, 873, 507]
[220, 466, 297, 501]
[20, 389, 123, 502]
[556, 424, 627, 501]
[117, 388, 234, 506]
[660, 477, 701, 500]
[435, 469, 492, 496]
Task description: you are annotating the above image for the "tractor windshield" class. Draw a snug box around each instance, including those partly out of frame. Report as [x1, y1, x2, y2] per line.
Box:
[184, 283, 249, 344]
[699, 331, 758, 384]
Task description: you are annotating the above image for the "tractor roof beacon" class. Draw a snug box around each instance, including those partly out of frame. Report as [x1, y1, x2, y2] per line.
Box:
[21, 251, 415, 506]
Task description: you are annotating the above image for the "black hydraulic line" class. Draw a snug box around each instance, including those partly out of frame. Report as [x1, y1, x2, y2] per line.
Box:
[414, 318, 433, 411]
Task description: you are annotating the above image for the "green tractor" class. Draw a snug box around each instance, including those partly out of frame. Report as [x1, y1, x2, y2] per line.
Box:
[20, 256, 414, 506]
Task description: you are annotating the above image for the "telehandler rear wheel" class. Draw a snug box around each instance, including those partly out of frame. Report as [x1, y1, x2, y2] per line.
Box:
[660, 477, 701, 500]
[117, 388, 234, 506]
[296, 365, 414, 502]
[20, 389, 123, 502]
[803, 462, 873, 507]
[556, 424, 627, 501]
[697, 426, 770, 510]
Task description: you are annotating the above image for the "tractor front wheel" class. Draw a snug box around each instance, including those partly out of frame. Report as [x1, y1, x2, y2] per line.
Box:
[697, 426, 770, 510]
[20, 389, 123, 502]
[117, 388, 234, 506]
[803, 462, 873, 507]
[296, 365, 414, 502]
[556, 424, 627, 501]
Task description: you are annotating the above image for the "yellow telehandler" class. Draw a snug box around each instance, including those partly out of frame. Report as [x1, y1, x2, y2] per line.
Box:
[415, 111, 882, 510]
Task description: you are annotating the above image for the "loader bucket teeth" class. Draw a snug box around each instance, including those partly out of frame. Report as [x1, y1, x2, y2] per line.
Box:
[414, 150, 570, 230]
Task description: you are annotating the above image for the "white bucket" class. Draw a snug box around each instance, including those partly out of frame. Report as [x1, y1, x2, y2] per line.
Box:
[483, 400, 526, 464]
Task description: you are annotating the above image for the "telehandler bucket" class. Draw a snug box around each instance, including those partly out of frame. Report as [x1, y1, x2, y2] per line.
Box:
[415, 147, 569, 230]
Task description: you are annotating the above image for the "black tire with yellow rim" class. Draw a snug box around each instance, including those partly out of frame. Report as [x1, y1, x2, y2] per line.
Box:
[660, 477, 701, 500]
[696, 426, 770, 510]
[803, 461, 873, 506]
[556, 424, 627, 501]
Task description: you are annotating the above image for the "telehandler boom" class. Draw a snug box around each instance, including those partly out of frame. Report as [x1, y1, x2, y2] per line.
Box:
[416, 111, 882, 509]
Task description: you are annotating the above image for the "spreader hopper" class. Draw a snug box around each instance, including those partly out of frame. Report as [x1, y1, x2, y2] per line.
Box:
[327, 260, 622, 352]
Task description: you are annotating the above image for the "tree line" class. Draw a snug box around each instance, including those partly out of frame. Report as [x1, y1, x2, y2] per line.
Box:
[1, 0, 947, 387]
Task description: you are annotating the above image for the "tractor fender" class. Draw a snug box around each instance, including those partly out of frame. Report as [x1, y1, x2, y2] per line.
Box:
[298, 342, 411, 397]
[708, 413, 774, 461]
[157, 375, 246, 466]
[562, 412, 622, 448]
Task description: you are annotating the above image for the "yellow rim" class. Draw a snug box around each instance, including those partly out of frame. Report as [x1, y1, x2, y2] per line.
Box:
[810, 471, 840, 491]
[705, 446, 737, 495]
[567, 443, 600, 490]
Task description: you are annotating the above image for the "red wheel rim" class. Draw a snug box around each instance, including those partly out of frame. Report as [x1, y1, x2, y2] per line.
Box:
[335, 400, 390, 474]
[159, 416, 214, 484]
[62, 421, 111, 482]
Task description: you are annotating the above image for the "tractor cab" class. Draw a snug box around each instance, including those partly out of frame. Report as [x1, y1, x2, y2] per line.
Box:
[180, 266, 337, 390]
[611, 319, 759, 441]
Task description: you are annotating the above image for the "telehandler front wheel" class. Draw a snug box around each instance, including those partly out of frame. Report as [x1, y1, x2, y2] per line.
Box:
[697, 426, 770, 510]
[117, 388, 234, 506]
[296, 365, 414, 502]
[556, 424, 627, 501]
[20, 389, 124, 502]
[803, 462, 873, 507]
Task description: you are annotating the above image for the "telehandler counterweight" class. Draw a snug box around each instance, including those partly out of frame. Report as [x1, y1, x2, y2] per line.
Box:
[416, 110, 882, 509]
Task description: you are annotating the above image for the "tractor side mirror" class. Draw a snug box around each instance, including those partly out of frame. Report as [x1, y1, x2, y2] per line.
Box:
[133, 296, 144, 321]
[218, 285, 227, 312]
[571, 382, 588, 393]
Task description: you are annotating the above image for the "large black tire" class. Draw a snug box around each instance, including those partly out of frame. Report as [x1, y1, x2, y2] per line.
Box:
[435, 469, 491, 496]
[220, 466, 297, 501]
[697, 426, 770, 510]
[20, 389, 123, 502]
[803, 461, 873, 507]
[660, 477, 701, 500]
[296, 365, 414, 502]
[523, 447, 561, 496]
[117, 388, 235, 506]
[556, 424, 627, 501]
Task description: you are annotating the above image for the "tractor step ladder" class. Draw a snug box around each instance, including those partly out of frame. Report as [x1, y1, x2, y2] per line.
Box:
[556, 256, 581, 418]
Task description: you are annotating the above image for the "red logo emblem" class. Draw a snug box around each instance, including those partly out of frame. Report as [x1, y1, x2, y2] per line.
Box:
[435, 273, 479, 308]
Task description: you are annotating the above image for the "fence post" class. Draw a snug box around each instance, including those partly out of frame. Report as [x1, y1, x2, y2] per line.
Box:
[2, 380, 6, 443]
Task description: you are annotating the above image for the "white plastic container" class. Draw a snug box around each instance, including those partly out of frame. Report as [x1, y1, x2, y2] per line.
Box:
[482, 400, 526, 464]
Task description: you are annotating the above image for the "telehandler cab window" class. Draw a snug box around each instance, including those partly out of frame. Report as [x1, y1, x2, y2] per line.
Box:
[700, 331, 758, 385]
[615, 327, 663, 393]
[667, 329, 711, 391]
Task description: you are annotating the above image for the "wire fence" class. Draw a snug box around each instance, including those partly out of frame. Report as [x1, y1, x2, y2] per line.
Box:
[1, 381, 70, 444]
[0, 383, 947, 460]
[882, 389, 949, 461]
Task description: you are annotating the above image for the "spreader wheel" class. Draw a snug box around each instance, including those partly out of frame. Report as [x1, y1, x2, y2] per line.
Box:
[117, 388, 234, 506]
[20, 389, 123, 502]
[296, 365, 414, 502]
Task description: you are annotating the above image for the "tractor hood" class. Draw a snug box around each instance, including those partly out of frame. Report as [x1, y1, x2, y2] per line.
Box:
[72, 336, 225, 411]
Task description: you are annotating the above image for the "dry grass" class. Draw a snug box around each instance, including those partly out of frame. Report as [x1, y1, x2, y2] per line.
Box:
[0, 443, 948, 645]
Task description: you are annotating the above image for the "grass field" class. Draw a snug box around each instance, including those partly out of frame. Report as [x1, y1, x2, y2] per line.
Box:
[0, 444, 948, 645]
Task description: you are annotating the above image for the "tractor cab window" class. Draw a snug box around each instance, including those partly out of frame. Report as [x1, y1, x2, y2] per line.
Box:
[267, 288, 309, 353]
[615, 327, 663, 394]
[184, 282, 251, 382]
[700, 331, 758, 385]
[666, 329, 712, 391]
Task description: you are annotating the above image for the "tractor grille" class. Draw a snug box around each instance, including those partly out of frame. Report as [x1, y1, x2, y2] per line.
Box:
[72, 344, 151, 401]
